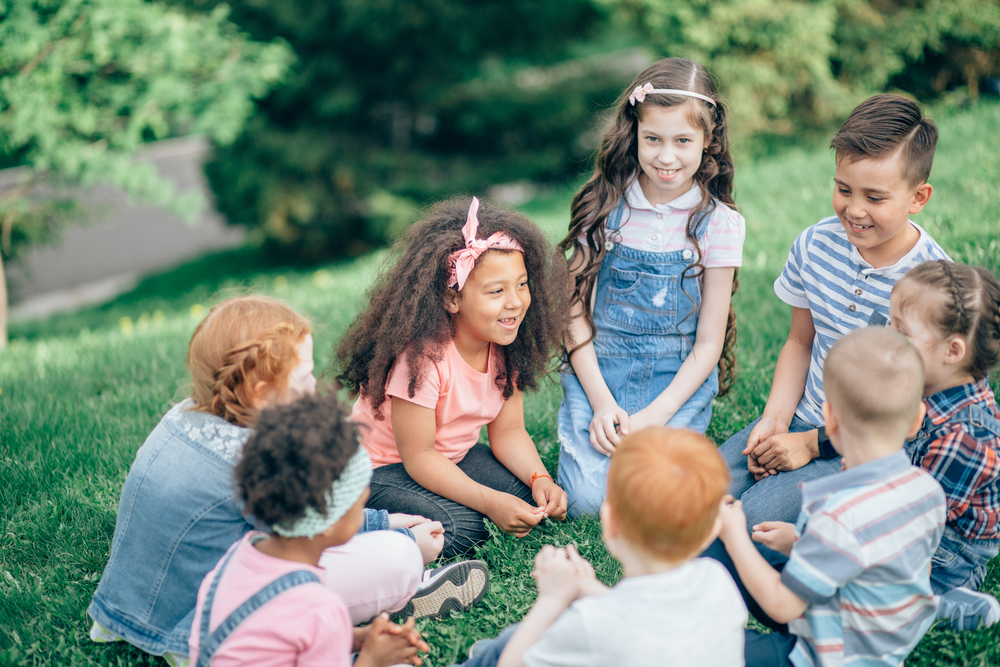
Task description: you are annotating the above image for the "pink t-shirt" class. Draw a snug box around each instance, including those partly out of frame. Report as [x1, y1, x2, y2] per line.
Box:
[189, 532, 352, 667]
[350, 341, 506, 467]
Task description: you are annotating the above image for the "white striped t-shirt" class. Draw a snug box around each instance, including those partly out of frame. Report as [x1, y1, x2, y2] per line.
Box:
[774, 216, 951, 426]
[611, 180, 745, 267]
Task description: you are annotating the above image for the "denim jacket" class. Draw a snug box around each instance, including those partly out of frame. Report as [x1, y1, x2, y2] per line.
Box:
[88, 400, 391, 656]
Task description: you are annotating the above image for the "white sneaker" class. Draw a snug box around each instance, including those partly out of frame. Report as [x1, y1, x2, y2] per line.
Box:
[89, 621, 123, 643]
[936, 587, 1000, 631]
[399, 560, 489, 619]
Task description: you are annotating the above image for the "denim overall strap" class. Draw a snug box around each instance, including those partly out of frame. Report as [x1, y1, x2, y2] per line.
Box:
[961, 403, 1000, 438]
[195, 548, 320, 667]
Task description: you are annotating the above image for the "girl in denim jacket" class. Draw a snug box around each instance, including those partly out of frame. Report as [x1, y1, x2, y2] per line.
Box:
[558, 57, 745, 517]
[88, 296, 477, 664]
[890, 260, 1000, 630]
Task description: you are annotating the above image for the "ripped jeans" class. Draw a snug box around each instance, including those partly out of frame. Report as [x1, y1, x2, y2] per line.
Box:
[557, 336, 717, 518]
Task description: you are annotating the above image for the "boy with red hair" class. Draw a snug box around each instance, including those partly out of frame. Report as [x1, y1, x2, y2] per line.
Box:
[466, 428, 746, 667]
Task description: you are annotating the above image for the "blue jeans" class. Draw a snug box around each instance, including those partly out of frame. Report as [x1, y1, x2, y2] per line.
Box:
[930, 526, 1000, 594]
[718, 415, 842, 530]
[448, 625, 518, 667]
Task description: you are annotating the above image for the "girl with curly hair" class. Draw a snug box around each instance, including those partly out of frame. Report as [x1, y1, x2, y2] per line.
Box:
[339, 196, 570, 558]
[557, 57, 744, 517]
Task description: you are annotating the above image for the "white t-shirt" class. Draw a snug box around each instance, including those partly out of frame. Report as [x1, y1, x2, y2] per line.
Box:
[523, 558, 747, 667]
[612, 181, 745, 267]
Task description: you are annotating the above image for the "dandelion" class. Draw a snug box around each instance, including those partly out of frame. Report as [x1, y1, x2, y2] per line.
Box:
[137, 313, 151, 330]
[274, 275, 289, 292]
[190, 304, 206, 319]
[119, 317, 134, 335]
[152, 310, 166, 325]
[312, 270, 331, 287]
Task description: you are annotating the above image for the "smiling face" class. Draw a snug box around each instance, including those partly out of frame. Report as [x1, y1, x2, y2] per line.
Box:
[636, 103, 706, 206]
[832, 150, 932, 268]
[446, 250, 530, 358]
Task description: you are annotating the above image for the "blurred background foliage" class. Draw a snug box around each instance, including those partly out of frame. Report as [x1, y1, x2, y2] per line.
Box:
[1, 0, 998, 263]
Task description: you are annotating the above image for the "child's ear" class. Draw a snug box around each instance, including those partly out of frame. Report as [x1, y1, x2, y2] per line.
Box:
[600, 502, 618, 538]
[821, 401, 839, 438]
[906, 401, 927, 439]
[908, 182, 933, 214]
[252, 379, 272, 410]
[942, 334, 968, 367]
[443, 288, 460, 314]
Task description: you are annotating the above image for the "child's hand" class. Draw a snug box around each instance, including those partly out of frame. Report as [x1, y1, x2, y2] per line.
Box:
[532, 545, 581, 605]
[409, 520, 445, 565]
[487, 494, 546, 537]
[388, 513, 432, 530]
[751, 432, 814, 473]
[717, 495, 749, 545]
[589, 400, 631, 456]
[358, 614, 427, 667]
[565, 544, 609, 599]
[530, 477, 568, 521]
[752, 521, 797, 556]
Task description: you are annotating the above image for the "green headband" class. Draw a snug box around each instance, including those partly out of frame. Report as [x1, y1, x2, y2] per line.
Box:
[272, 446, 372, 538]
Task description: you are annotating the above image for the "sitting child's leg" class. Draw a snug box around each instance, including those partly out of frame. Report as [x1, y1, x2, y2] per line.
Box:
[556, 372, 610, 518]
[930, 527, 1000, 630]
[320, 530, 423, 624]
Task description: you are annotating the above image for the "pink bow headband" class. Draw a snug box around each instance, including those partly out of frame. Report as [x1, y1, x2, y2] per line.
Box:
[628, 82, 717, 108]
[447, 197, 524, 291]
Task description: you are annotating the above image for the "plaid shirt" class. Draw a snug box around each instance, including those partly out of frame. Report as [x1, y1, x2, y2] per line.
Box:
[906, 378, 1000, 541]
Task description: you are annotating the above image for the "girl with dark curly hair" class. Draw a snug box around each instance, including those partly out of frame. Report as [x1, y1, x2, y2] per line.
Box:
[557, 58, 744, 517]
[339, 196, 570, 558]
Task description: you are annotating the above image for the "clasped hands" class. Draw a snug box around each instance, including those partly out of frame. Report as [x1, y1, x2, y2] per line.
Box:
[532, 544, 608, 605]
[742, 417, 815, 481]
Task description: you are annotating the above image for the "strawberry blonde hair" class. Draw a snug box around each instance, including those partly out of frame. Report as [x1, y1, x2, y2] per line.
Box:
[187, 296, 311, 427]
[607, 427, 728, 561]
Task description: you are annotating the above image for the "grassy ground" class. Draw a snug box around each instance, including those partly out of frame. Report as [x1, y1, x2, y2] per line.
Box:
[2, 99, 999, 666]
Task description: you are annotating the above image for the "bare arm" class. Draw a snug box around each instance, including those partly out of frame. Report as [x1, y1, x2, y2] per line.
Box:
[719, 500, 808, 624]
[487, 391, 568, 520]
[744, 307, 821, 476]
[629, 266, 734, 431]
[392, 397, 543, 536]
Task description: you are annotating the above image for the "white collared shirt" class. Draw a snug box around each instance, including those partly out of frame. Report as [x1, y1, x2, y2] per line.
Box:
[608, 180, 744, 267]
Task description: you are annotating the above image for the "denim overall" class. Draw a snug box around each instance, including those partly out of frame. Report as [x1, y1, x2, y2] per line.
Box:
[194, 544, 321, 666]
[558, 198, 719, 517]
[906, 401, 1000, 595]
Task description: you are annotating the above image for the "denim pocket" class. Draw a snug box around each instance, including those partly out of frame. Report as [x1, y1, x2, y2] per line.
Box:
[606, 267, 678, 334]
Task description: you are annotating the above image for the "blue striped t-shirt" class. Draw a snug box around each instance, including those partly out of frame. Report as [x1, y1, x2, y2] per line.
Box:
[781, 450, 946, 667]
[774, 217, 951, 426]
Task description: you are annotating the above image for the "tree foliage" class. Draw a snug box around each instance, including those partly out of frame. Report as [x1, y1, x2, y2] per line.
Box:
[0, 0, 293, 344]
[180, 0, 631, 258]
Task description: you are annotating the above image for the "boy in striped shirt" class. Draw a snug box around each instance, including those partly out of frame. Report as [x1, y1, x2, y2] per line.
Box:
[718, 94, 950, 529]
[718, 327, 946, 667]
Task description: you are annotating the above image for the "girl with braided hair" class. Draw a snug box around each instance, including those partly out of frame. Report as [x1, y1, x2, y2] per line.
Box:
[888, 260, 1000, 630]
[557, 57, 744, 516]
[88, 296, 483, 665]
[339, 196, 570, 558]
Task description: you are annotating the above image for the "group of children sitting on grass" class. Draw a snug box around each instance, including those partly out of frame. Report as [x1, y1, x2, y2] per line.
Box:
[86, 57, 1000, 667]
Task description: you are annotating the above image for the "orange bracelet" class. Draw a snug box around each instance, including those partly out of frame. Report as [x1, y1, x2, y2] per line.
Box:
[530, 472, 552, 488]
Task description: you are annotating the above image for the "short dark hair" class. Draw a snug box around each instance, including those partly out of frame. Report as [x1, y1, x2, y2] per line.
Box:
[235, 392, 360, 529]
[830, 94, 938, 185]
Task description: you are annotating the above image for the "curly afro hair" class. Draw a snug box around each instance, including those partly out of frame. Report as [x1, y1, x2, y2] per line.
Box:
[235, 392, 361, 530]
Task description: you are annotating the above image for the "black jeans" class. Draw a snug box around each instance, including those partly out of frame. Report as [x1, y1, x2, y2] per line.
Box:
[702, 539, 797, 667]
[368, 444, 534, 558]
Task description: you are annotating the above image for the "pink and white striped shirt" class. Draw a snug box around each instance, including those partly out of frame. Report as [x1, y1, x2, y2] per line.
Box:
[612, 181, 745, 267]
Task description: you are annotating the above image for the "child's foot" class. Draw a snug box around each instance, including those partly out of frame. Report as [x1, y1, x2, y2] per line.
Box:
[936, 587, 1000, 631]
[161, 652, 189, 667]
[399, 560, 489, 619]
[89, 621, 123, 643]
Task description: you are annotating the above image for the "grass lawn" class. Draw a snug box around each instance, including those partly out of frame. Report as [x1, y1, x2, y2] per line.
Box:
[2, 99, 999, 666]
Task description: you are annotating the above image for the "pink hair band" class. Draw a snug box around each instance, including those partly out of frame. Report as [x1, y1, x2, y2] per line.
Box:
[447, 197, 524, 291]
[629, 82, 716, 107]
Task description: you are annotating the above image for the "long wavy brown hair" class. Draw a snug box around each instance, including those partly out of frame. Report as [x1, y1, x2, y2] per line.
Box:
[336, 196, 569, 418]
[559, 57, 740, 395]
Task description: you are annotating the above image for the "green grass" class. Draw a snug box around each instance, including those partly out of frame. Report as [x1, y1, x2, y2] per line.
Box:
[2, 99, 999, 666]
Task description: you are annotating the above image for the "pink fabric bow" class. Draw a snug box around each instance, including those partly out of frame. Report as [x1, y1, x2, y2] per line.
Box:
[447, 197, 524, 290]
[629, 83, 654, 106]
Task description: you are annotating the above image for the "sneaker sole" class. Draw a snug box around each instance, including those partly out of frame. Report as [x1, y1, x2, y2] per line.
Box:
[400, 561, 489, 620]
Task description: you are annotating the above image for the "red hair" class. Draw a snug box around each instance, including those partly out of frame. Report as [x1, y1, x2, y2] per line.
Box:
[187, 296, 311, 427]
[606, 427, 729, 561]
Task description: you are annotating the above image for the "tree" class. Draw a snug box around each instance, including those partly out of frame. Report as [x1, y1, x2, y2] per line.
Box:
[0, 0, 293, 346]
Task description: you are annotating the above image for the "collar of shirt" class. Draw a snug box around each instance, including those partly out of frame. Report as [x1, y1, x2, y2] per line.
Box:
[625, 179, 702, 212]
[799, 449, 912, 507]
[924, 378, 995, 426]
[846, 220, 929, 276]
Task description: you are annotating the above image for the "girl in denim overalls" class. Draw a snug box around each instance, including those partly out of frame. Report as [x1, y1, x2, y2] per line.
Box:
[890, 260, 1000, 630]
[558, 58, 745, 516]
